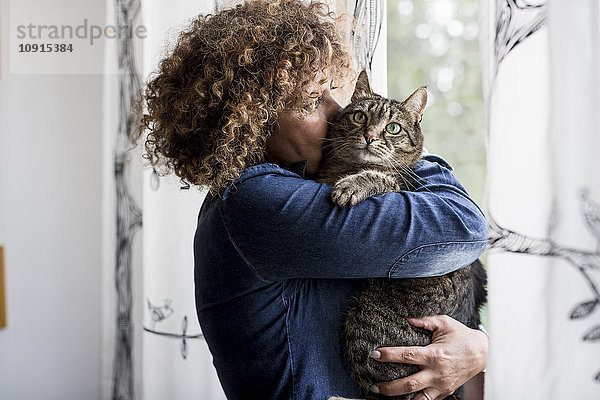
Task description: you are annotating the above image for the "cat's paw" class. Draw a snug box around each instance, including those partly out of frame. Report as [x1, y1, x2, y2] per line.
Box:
[331, 176, 371, 207]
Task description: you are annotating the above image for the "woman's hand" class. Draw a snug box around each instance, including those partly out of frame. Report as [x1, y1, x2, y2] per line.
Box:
[368, 315, 488, 400]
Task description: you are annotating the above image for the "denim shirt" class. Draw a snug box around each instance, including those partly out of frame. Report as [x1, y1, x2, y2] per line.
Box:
[194, 155, 488, 400]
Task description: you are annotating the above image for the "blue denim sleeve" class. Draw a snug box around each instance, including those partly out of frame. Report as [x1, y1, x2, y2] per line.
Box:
[219, 155, 488, 282]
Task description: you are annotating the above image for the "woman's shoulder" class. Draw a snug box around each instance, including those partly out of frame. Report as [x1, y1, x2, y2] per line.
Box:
[417, 153, 454, 171]
[237, 161, 310, 181]
[236, 162, 302, 181]
[221, 161, 313, 199]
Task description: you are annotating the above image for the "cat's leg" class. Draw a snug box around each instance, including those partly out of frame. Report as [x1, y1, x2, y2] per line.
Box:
[331, 170, 400, 206]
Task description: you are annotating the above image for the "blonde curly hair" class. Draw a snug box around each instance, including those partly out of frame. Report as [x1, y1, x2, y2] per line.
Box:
[134, 0, 351, 193]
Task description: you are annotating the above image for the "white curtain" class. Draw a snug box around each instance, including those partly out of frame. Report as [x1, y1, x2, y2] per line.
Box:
[101, 0, 145, 398]
[139, 1, 227, 399]
[101, 0, 225, 399]
[480, 0, 600, 398]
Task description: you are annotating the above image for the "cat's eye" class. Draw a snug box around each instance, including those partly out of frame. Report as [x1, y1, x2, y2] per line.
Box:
[353, 111, 367, 124]
[385, 122, 401, 135]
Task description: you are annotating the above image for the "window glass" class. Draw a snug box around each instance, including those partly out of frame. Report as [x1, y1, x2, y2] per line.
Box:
[388, 0, 486, 206]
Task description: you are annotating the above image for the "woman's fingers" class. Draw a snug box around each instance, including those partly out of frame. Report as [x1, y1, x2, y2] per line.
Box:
[407, 315, 453, 332]
[370, 316, 487, 398]
[370, 346, 430, 365]
[369, 371, 433, 396]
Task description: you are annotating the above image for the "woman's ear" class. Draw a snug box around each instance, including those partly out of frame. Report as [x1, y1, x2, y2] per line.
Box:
[351, 70, 373, 102]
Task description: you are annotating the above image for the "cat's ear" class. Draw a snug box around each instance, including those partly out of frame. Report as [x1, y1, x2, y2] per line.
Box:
[402, 86, 428, 122]
[351, 70, 373, 102]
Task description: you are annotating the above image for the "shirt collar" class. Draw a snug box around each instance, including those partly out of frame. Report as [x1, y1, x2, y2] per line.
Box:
[283, 160, 309, 179]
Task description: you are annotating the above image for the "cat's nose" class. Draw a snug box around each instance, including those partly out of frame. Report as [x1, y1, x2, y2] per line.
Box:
[364, 134, 377, 144]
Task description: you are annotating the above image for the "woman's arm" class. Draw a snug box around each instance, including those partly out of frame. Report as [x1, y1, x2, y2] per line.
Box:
[220, 155, 487, 281]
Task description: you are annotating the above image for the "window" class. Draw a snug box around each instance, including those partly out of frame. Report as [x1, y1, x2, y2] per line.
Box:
[388, 0, 486, 206]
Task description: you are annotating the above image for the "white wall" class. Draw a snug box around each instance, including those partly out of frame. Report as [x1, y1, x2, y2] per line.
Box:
[0, 0, 105, 399]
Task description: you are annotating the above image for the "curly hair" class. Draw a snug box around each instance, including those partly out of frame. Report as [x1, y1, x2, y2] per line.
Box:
[133, 0, 352, 193]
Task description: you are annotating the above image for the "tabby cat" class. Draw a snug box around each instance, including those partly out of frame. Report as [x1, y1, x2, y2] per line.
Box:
[317, 71, 487, 400]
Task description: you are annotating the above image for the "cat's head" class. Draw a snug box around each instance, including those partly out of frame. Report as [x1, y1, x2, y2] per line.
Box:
[327, 71, 427, 169]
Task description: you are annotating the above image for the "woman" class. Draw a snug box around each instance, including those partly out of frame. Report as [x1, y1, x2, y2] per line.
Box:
[135, 1, 488, 399]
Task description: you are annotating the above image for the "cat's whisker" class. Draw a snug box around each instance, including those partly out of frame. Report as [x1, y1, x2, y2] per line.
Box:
[321, 138, 348, 146]
[386, 160, 415, 191]
[322, 137, 349, 143]
[320, 143, 339, 151]
[380, 157, 402, 179]
[382, 157, 403, 178]
[314, 116, 349, 126]
[321, 141, 343, 148]
[325, 142, 352, 156]
[369, 148, 414, 190]
[397, 167, 419, 191]
[386, 152, 422, 182]
[393, 161, 418, 183]
[385, 154, 460, 211]
[384, 153, 421, 191]
[321, 142, 349, 152]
